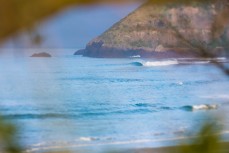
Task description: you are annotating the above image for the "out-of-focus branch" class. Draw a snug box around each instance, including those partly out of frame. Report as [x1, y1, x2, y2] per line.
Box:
[0, 0, 220, 44]
[170, 23, 229, 75]
[0, 0, 138, 43]
[0, 116, 22, 153]
[160, 0, 229, 76]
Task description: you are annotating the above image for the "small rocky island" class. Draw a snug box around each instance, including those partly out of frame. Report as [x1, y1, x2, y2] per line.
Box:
[31, 52, 52, 57]
[76, 1, 228, 58]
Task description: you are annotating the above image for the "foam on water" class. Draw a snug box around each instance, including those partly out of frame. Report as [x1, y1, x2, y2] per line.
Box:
[130, 55, 141, 58]
[143, 60, 178, 67]
[178, 57, 229, 64]
[131, 57, 228, 67]
[131, 60, 178, 67]
[80, 137, 99, 141]
[181, 104, 219, 111]
[180, 61, 210, 64]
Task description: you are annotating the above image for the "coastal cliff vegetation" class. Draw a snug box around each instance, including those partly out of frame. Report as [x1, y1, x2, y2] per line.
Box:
[83, 0, 229, 58]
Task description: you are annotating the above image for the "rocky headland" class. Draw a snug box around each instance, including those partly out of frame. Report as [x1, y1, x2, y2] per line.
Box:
[76, 0, 229, 58]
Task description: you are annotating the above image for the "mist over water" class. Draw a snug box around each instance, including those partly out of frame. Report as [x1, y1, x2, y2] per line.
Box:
[0, 52, 229, 152]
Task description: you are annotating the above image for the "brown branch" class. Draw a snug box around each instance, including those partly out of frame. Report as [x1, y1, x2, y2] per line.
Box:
[162, 13, 229, 76]
[0, 0, 138, 43]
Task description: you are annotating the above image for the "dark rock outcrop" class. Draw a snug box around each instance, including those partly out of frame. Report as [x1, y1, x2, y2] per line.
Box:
[74, 49, 85, 55]
[31, 52, 52, 57]
[83, 41, 196, 58]
[82, 1, 229, 58]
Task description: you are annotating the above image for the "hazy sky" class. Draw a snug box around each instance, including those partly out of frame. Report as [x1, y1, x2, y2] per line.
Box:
[2, 3, 140, 49]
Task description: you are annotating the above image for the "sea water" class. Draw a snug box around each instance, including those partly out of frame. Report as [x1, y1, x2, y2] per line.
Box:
[0, 53, 229, 152]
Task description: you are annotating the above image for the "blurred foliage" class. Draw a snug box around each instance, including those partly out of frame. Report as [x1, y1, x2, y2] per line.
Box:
[179, 122, 222, 153]
[0, 116, 22, 153]
[0, 116, 226, 153]
[0, 0, 137, 43]
[0, 0, 229, 153]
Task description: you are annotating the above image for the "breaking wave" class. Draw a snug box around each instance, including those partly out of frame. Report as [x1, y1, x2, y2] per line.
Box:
[79, 137, 100, 141]
[130, 62, 144, 66]
[131, 57, 228, 67]
[131, 60, 178, 67]
[144, 60, 179, 66]
[181, 104, 219, 111]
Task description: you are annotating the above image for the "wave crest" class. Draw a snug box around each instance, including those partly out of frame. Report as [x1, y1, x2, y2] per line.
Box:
[131, 62, 143, 66]
[131, 60, 178, 67]
[181, 104, 218, 111]
[144, 60, 178, 67]
[131, 57, 228, 67]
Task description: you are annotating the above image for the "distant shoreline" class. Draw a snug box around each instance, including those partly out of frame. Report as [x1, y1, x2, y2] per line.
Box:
[75, 47, 227, 58]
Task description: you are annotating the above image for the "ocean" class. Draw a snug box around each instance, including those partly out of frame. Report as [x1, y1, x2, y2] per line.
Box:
[0, 52, 229, 152]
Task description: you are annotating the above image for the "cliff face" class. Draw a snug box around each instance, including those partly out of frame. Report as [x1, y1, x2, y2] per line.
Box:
[81, 1, 229, 58]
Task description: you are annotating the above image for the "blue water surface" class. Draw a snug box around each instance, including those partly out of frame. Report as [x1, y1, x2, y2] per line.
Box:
[0, 54, 229, 152]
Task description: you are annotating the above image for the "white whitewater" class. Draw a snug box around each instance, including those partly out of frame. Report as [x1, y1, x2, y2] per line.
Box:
[143, 60, 178, 67]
